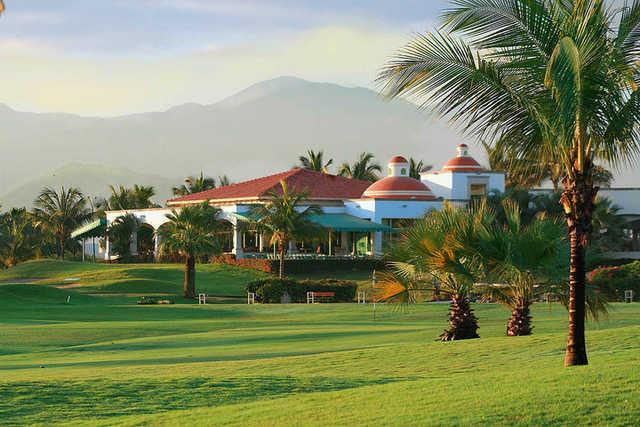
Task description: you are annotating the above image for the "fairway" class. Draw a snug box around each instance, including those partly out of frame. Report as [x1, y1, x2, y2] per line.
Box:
[0, 279, 639, 426]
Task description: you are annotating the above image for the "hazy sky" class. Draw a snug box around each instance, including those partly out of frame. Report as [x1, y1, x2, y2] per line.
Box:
[0, 0, 447, 116]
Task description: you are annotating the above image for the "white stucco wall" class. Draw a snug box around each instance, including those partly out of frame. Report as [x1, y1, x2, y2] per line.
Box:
[421, 171, 505, 201]
[344, 199, 442, 223]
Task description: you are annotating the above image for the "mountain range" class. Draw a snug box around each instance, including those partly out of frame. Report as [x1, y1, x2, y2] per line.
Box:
[0, 76, 632, 209]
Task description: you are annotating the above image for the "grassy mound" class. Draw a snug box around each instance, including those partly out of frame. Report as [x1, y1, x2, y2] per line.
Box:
[0, 259, 270, 297]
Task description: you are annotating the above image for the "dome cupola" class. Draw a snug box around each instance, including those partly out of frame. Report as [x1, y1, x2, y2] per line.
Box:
[441, 144, 483, 173]
[363, 155, 437, 200]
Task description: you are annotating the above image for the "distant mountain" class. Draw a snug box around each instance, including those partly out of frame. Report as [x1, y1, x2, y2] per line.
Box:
[0, 163, 178, 209]
[8, 75, 624, 209]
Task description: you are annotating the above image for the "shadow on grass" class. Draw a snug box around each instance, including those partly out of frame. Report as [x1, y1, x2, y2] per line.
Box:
[0, 375, 408, 425]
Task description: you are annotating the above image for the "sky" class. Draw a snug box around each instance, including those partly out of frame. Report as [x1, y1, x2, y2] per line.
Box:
[0, 0, 447, 116]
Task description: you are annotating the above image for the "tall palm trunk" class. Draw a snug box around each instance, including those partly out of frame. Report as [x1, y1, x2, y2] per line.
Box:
[562, 170, 597, 366]
[184, 254, 196, 298]
[507, 305, 532, 336]
[278, 240, 286, 279]
[60, 235, 65, 260]
[440, 294, 479, 341]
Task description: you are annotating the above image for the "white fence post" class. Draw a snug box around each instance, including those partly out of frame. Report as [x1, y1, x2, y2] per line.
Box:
[198, 293, 206, 305]
[247, 292, 256, 304]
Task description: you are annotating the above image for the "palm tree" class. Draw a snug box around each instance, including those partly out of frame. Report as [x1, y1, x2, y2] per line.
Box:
[298, 150, 333, 173]
[381, 203, 484, 340]
[159, 203, 222, 298]
[338, 152, 382, 182]
[173, 172, 216, 196]
[0, 208, 39, 268]
[378, 1, 640, 366]
[476, 201, 565, 336]
[106, 214, 140, 262]
[248, 181, 321, 278]
[408, 158, 432, 180]
[33, 187, 90, 260]
[217, 175, 231, 187]
[107, 185, 158, 210]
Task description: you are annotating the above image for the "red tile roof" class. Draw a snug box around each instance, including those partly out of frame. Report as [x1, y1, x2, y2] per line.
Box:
[363, 176, 437, 200]
[167, 168, 372, 205]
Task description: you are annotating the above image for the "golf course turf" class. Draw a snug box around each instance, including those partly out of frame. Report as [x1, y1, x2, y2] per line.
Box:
[0, 261, 638, 425]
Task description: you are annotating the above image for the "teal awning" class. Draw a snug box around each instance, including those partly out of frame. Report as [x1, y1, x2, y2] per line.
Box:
[308, 214, 392, 232]
[71, 218, 107, 239]
[233, 211, 392, 232]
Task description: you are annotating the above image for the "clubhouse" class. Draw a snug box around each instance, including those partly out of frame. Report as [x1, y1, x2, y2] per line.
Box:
[73, 144, 505, 260]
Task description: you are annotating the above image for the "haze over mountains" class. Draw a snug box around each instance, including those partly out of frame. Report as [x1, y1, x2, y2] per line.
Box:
[0, 76, 632, 208]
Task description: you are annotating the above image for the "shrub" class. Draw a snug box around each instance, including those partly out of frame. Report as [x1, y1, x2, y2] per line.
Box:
[246, 278, 357, 303]
[588, 262, 640, 301]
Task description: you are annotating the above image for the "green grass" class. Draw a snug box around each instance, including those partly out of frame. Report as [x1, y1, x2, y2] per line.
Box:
[0, 262, 639, 426]
[0, 259, 270, 298]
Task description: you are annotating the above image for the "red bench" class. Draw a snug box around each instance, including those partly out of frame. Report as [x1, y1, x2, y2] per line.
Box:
[306, 291, 335, 303]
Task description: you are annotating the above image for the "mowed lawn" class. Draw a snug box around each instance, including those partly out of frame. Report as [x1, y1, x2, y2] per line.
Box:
[0, 262, 639, 426]
[0, 259, 270, 298]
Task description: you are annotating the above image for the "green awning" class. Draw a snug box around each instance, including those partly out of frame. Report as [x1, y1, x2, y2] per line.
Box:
[71, 218, 107, 239]
[233, 211, 392, 232]
[308, 214, 392, 232]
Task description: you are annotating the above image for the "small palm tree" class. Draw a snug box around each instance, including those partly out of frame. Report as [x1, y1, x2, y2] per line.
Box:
[248, 181, 321, 278]
[338, 152, 382, 182]
[107, 185, 158, 210]
[381, 203, 484, 340]
[217, 175, 231, 187]
[298, 150, 333, 173]
[408, 158, 432, 180]
[378, 0, 640, 366]
[476, 201, 565, 336]
[106, 214, 140, 262]
[159, 203, 222, 298]
[0, 208, 39, 268]
[33, 187, 90, 260]
[173, 172, 216, 196]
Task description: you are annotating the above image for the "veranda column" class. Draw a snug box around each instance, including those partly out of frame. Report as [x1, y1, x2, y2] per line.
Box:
[153, 233, 161, 261]
[373, 231, 383, 256]
[232, 224, 244, 259]
[104, 236, 111, 261]
[259, 233, 265, 252]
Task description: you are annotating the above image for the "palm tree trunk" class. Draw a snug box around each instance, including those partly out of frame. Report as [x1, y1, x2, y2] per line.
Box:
[562, 171, 596, 366]
[507, 304, 532, 336]
[440, 294, 479, 341]
[60, 237, 65, 261]
[184, 255, 196, 298]
[278, 240, 285, 279]
[565, 228, 588, 366]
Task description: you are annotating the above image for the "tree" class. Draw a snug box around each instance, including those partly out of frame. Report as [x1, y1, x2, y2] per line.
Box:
[173, 172, 216, 196]
[159, 203, 222, 298]
[217, 175, 231, 187]
[0, 208, 40, 268]
[476, 201, 565, 336]
[248, 181, 321, 278]
[33, 187, 90, 260]
[378, 0, 640, 366]
[338, 152, 382, 182]
[298, 150, 333, 173]
[381, 203, 483, 341]
[107, 185, 158, 210]
[408, 158, 432, 180]
[106, 214, 140, 263]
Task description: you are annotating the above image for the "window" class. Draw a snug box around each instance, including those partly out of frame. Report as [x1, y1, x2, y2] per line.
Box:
[401, 168, 407, 176]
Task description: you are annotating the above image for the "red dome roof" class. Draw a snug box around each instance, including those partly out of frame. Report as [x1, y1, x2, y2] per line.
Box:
[441, 156, 484, 173]
[363, 176, 437, 200]
[389, 155, 409, 164]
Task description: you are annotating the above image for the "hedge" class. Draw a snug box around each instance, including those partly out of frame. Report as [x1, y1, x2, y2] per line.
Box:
[213, 254, 384, 275]
[588, 261, 640, 301]
[246, 278, 358, 303]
